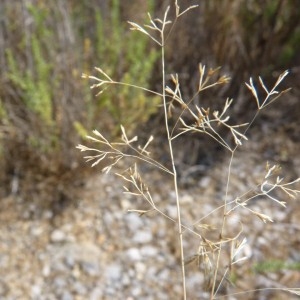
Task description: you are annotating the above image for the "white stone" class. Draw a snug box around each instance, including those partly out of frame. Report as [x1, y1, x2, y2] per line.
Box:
[132, 230, 152, 244]
[126, 248, 142, 261]
[50, 229, 66, 243]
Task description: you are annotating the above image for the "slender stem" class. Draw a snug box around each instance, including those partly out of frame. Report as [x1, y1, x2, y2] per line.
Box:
[161, 34, 186, 299]
[101, 80, 163, 97]
[211, 151, 234, 299]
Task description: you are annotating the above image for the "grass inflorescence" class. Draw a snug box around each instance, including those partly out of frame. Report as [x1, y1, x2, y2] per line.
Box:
[77, 1, 300, 299]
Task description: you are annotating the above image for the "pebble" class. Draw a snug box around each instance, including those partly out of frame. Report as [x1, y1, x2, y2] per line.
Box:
[105, 264, 122, 281]
[125, 213, 144, 231]
[73, 281, 87, 295]
[50, 229, 67, 243]
[131, 286, 142, 297]
[199, 176, 211, 188]
[81, 261, 100, 277]
[64, 255, 75, 268]
[43, 210, 54, 219]
[140, 245, 158, 257]
[181, 194, 194, 204]
[126, 248, 142, 261]
[157, 269, 170, 281]
[31, 284, 42, 298]
[0, 280, 8, 296]
[166, 204, 178, 219]
[61, 291, 73, 300]
[121, 274, 131, 286]
[90, 287, 103, 300]
[135, 262, 146, 279]
[42, 264, 51, 277]
[53, 277, 67, 288]
[132, 230, 152, 244]
[30, 225, 44, 236]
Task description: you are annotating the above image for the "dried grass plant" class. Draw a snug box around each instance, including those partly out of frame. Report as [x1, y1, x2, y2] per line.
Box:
[77, 1, 300, 299]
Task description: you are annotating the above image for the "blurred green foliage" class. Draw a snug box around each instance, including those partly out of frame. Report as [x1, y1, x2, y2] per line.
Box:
[88, 0, 160, 135]
[0, 0, 159, 184]
[5, 2, 56, 125]
[254, 259, 300, 273]
[6, 39, 54, 125]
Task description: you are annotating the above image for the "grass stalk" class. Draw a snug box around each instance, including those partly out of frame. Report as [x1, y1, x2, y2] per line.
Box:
[161, 34, 187, 299]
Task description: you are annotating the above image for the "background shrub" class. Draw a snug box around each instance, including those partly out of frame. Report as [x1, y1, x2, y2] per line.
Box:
[0, 0, 158, 200]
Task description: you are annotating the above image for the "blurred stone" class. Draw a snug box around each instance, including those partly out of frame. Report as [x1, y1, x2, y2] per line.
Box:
[50, 229, 67, 243]
[31, 284, 42, 298]
[0, 280, 9, 296]
[90, 287, 103, 300]
[140, 245, 158, 257]
[43, 210, 54, 219]
[53, 277, 67, 288]
[126, 248, 142, 261]
[135, 262, 146, 280]
[105, 264, 122, 281]
[125, 213, 144, 231]
[131, 286, 142, 297]
[42, 264, 51, 277]
[166, 204, 178, 219]
[61, 291, 73, 300]
[73, 281, 87, 295]
[132, 230, 152, 244]
[80, 261, 100, 277]
[181, 194, 194, 204]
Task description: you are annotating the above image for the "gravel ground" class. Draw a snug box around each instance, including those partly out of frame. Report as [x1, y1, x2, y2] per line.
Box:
[0, 117, 299, 299]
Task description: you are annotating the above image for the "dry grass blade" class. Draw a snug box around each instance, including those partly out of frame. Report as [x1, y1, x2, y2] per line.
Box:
[214, 287, 300, 299]
[175, 0, 199, 17]
[246, 71, 290, 110]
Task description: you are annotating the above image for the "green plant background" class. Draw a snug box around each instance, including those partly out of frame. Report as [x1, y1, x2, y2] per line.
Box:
[0, 0, 159, 190]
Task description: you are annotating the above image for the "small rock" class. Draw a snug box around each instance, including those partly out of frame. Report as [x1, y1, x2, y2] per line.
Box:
[43, 210, 53, 219]
[126, 248, 142, 261]
[50, 229, 66, 243]
[64, 255, 75, 268]
[42, 264, 51, 277]
[105, 264, 122, 281]
[90, 287, 103, 300]
[199, 176, 211, 188]
[61, 290, 73, 300]
[30, 225, 44, 237]
[73, 281, 87, 295]
[125, 213, 144, 231]
[131, 286, 142, 297]
[31, 284, 42, 298]
[135, 262, 146, 279]
[103, 212, 114, 226]
[53, 277, 67, 288]
[132, 230, 152, 244]
[120, 198, 131, 210]
[157, 269, 170, 281]
[81, 261, 100, 277]
[166, 205, 177, 219]
[0, 280, 9, 296]
[181, 194, 194, 204]
[121, 274, 131, 286]
[140, 245, 158, 257]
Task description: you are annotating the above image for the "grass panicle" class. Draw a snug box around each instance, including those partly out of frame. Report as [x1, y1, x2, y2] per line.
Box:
[77, 1, 300, 299]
